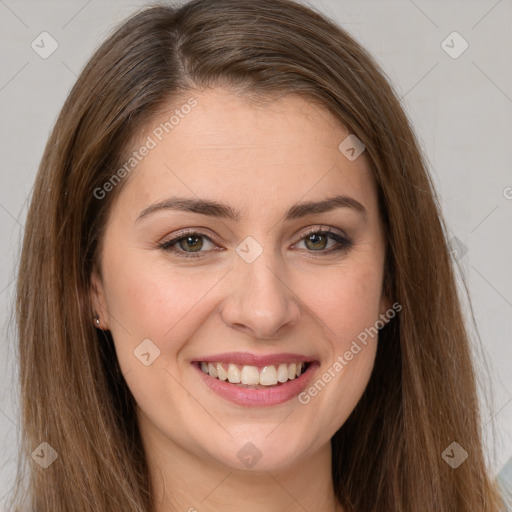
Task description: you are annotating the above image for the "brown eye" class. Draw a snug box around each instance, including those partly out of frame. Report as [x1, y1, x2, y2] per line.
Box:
[296, 229, 352, 255]
[159, 232, 217, 258]
[159, 228, 352, 260]
[177, 234, 204, 252]
[304, 232, 330, 251]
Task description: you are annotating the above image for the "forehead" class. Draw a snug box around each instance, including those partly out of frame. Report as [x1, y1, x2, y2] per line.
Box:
[112, 88, 377, 220]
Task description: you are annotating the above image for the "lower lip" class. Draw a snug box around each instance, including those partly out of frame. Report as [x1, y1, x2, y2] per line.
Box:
[192, 362, 319, 407]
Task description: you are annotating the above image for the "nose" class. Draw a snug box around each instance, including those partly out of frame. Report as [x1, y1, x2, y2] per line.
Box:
[220, 248, 301, 340]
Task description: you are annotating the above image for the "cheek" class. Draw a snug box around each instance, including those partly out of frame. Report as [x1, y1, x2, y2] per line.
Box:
[303, 260, 384, 345]
[101, 228, 384, 365]
[294, 263, 382, 426]
[101, 246, 223, 355]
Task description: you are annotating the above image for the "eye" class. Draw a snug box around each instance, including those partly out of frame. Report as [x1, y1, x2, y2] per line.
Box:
[159, 227, 352, 259]
[293, 227, 352, 255]
[159, 231, 218, 258]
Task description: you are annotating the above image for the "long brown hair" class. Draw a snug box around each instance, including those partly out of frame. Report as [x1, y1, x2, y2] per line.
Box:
[12, 0, 504, 510]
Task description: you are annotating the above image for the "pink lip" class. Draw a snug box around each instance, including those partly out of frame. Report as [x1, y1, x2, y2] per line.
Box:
[192, 360, 320, 407]
[192, 351, 316, 366]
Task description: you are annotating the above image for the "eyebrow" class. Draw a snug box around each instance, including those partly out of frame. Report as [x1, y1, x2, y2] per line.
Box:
[135, 194, 367, 223]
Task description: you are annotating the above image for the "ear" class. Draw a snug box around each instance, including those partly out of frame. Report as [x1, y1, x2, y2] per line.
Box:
[90, 265, 110, 330]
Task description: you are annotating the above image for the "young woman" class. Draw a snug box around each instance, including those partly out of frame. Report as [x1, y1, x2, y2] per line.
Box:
[12, 0, 506, 510]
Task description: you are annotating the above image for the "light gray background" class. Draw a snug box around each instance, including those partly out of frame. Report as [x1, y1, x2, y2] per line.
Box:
[0, 0, 511, 507]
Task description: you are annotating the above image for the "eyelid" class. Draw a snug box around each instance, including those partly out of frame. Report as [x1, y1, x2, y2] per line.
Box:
[160, 224, 348, 244]
[158, 224, 354, 260]
[159, 227, 218, 245]
[291, 226, 352, 254]
[298, 225, 348, 240]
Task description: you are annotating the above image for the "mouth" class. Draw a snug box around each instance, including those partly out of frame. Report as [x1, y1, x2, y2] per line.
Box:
[191, 355, 319, 407]
[195, 361, 311, 389]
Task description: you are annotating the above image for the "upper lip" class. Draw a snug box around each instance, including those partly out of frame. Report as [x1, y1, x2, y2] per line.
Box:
[192, 352, 317, 366]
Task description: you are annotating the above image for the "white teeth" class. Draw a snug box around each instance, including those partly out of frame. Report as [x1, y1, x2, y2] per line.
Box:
[227, 364, 241, 383]
[216, 363, 228, 381]
[240, 365, 259, 385]
[200, 361, 308, 386]
[259, 365, 278, 385]
[208, 362, 218, 379]
[277, 363, 289, 383]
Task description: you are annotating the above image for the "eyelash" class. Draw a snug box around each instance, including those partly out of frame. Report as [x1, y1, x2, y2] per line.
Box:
[158, 227, 353, 259]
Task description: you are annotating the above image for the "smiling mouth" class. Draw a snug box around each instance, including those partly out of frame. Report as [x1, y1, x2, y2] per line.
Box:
[195, 361, 311, 388]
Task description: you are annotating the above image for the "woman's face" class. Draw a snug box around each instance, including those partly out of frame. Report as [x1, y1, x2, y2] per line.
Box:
[92, 88, 389, 471]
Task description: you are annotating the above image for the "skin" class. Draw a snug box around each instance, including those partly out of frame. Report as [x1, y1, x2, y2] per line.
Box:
[91, 87, 390, 512]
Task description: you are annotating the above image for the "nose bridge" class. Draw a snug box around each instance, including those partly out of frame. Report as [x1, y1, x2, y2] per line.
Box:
[221, 237, 300, 339]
